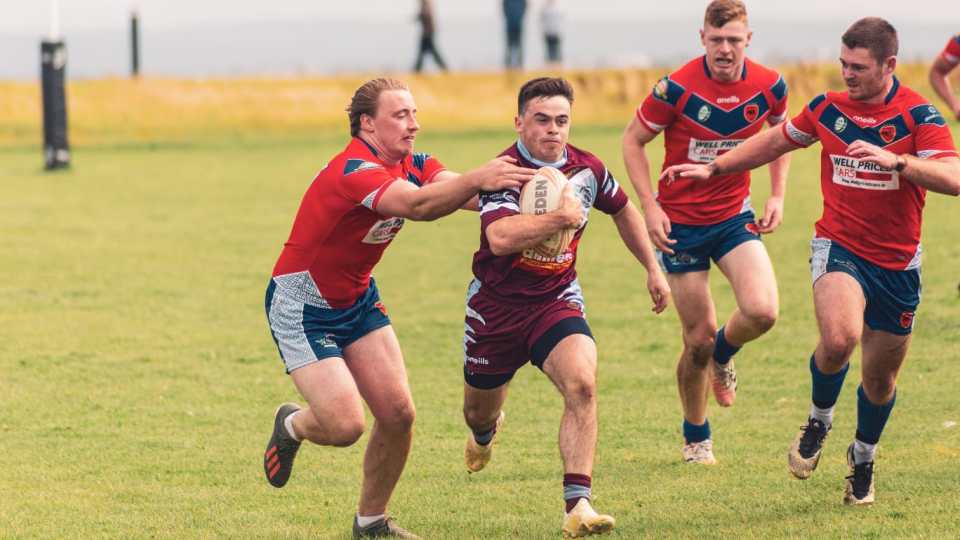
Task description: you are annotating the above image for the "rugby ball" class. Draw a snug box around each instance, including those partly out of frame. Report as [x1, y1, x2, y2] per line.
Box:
[519, 166, 576, 258]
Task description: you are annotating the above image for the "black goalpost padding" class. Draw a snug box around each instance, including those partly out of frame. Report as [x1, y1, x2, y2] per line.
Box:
[40, 39, 70, 170]
[130, 12, 140, 77]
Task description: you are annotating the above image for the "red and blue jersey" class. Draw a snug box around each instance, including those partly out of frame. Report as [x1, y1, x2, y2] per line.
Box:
[471, 142, 628, 302]
[782, 78, 958, 270]
[940, 34, 960, 66]
[637, 56, 788, 225]
[272, 137, 445, 308]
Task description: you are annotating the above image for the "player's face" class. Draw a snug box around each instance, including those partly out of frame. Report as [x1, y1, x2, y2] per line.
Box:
[515, 95, 571, 163]
[700, 20, 752, 82]
[366, 89, 420, 160]
[840, 45, 896, 102]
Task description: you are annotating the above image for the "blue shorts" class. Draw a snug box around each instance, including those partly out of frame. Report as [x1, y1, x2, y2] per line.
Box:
[810, 238, 921, 335]
[264, 277, 391, 373]
[657, 210, 761, 274]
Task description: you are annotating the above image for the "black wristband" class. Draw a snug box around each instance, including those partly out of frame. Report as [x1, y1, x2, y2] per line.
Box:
[894, 155, 907, 172]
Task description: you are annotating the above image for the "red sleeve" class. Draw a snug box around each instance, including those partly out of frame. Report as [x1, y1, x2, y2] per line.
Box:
[637, 76, 683, 133]
[337, 162, 400, 211]
[909, 103, 959, 160]
[942, 35, 960, 66]
[420, 155, 447, 185]
[782, 95, 823, 148]
[768, 74, 789, 124]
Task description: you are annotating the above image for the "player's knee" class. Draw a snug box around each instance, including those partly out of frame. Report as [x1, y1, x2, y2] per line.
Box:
[861, 375, 896, 404]
[561, 374, 597, 406]
[463, 402, 497, 430]
[377, 401, 416, 433]
[325, 416, 366, 447]
[820, 333, 858, 367]
[744, 304, 778, 333]
[683, 329, 716, 367]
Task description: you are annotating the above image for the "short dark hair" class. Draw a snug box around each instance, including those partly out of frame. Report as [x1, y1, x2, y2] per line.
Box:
[842, 17, 898, 65]
[704, 0, 748, 29]
[517, 77, 574, 115]
[346, 78, 409, 137]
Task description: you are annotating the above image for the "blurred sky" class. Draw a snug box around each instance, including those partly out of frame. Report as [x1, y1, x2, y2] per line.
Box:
[0, 1, 956, 78]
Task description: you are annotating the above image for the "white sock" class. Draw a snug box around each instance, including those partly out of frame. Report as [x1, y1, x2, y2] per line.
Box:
[356, 514, 385, 527]
[853, 439, 877, 464]
[809, 404, 834, 427]
[284, 411, 302, 442]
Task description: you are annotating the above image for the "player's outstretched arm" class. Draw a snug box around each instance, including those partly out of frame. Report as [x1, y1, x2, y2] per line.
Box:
[846, 142, 960, 196]
[929, 57, 960, 120]
[611, 201, 670, 313]
[758, 119, 792, 234]
[377, 156, 535, 221]
[660, 126, 797, 184]
[622, 116, 677, 254]
[486, 184, 582, 256]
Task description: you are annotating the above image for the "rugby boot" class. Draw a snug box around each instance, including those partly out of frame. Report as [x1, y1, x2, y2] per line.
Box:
[352, 516, 421, 539]
[263, 403, 301, 488]
[465, 410, 504, 473]
[711, 359, 738, 407]
[788, 417, 830, 479]
[562, 498, 616, 538]
[682, 439, 717, 465]
[843, 443, 876, 505]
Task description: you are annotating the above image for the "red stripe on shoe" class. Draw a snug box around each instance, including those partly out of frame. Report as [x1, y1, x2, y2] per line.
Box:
[268, 463, 281, 479]
[265, 445, 278, 459]
[268, 454, 279, 468]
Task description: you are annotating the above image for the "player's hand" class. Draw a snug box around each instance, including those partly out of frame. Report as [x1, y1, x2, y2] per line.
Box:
[757, 195, 784, 234]
[641, 203, 677, 255]
[476, 156, 537, 191]
[846, 140, 897, 170]
[557, 184, 585, 229]
[647, 269, 671, 314]
[659, 163, 712, 184]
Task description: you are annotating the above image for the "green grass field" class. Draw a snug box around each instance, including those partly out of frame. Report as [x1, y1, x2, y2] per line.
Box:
[3, 116, 960, 539]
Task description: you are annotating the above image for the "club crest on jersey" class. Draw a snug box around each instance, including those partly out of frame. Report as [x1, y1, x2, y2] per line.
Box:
[743, 103, 760, 123]
[900, 311, 914, 329]
[834, 116, 847, 133]
[879, 125, 897, 144]
[697, 105, 712, 123]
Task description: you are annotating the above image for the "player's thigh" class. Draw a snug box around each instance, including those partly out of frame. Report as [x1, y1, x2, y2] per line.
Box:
[290, 357, 365, 427]
[343, 325, 415, 425]
[860, 327, 911, 384]
[667, 271, 717, 338]
[716, 239, 778, 316]
[813, 272, 866, 345]
[542, 332, 598, 400]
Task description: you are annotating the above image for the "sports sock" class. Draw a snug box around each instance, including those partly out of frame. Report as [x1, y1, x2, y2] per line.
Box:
[853, 439, 877, 465]
[682, 419, 711, 444]
[472, 424, 497, 446]
[284, 411, 302, 442]
[855, 384, 896, 462]
[810, 354, 848, 409]
[809, 404, 835, 427]
[563, 473, 591, 513]
[712, 326, 741, 365]
[356, 514, 385, 528]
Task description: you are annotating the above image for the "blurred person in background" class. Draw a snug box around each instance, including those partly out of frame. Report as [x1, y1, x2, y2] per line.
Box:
[503, 0, 527, 69]
[414, 0, 448, 73]
[541, 0, 563, 67]
[622, 0, 790, 465]
[662, 17, 960, 506]
[261, 78, 533, 538]
[928, 34, 960, 119]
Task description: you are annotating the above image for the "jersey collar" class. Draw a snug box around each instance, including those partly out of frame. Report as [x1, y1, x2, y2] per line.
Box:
[883, 76, 900, 105]
[517, 138, 568, 168]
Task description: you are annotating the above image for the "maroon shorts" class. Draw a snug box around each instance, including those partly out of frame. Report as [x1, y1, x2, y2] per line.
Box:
[462, 278, 592, 380]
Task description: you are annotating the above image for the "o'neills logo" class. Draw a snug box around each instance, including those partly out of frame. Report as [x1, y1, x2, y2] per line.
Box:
[879, 125, 897, 144]
[717, 95, 740, 104]
[743, 103, 760, 123]
[533, 178, 550, 215]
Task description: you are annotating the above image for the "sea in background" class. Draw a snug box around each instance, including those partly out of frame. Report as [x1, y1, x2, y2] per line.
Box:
[0, 15, 955, 80]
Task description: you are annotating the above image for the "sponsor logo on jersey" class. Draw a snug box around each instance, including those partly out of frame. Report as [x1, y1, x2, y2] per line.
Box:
[697, 105, 712, 123]
[829, 154, 900, 190]
[717, 95, 741, 104]
[900, 311, 914, 329]
[834, 116, 847, 133]
[879, 125, 897, 144]
[361, 217, 405, 244]
[743, 103, 760, 123]
[687, 138, 744, 163]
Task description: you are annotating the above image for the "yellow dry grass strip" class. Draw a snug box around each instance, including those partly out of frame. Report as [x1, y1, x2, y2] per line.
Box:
[0, 63, 945, 147]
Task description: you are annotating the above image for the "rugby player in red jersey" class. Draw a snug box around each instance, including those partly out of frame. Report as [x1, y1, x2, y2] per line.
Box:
[460, 77, 670, 538]
[929, 34, 960, 119]
[621, 0, 791, 464]
[261, 78, 535, 539]
[663, 18, 960, 505]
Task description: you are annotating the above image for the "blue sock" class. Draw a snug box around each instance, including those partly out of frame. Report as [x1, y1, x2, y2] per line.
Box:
[683, 419, 711, 443]
[856, 384, 896, 445]
[810, 354, 849, 409]
[713, 326, 740, 365]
